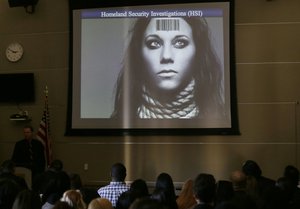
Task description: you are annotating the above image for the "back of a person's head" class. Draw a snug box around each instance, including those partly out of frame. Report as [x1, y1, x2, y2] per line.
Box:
[284, 165, 299, 187]
[116, 190, 136, 209]
[0, 179, 21, 209]
[0, 159, 15, 174]
[230, 170, 247, 191]
[276, 176, 294, 198]
[242, 160, 262, 179]
[215, 180, 234, 203]
[151, 187, 178, 209]
[129, 198, 166, 209]
[180, 179, 193, 193]
[53, 201, 75, 209]
[40, 174, 63, 203]
[70, 173, 83, 190]
[88, 198, 113, 209]
[61, 189, 86, 209]
[155, 173, 175, 199]
[176, 179, 196, 209]
[111, 163, 127, 182]
[130, 179, 149, 198]
[215, 201, 238, 209]
[193, 173, 216, 203]
[177, 179, 195, 202]
[40, 166, 71, 203]
[50, 159, 64, 172]
[12, 189, 41, 209]
[151, 188, 168, 204]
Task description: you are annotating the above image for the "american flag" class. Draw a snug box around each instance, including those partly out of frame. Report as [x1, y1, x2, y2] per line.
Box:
[37, 86, 52, 166]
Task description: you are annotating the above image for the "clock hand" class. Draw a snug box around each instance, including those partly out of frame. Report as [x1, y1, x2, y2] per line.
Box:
[8, 48, 18, 53]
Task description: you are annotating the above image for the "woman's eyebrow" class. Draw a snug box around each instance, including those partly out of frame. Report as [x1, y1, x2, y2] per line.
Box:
[144, 34, 161, 39]
[173, 35, 189, 39]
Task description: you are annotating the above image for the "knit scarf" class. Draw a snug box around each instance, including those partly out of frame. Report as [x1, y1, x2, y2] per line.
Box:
[138, 79, 199, 118]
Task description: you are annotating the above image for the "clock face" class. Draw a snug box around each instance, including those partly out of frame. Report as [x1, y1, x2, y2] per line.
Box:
[5, 42, 24, 62]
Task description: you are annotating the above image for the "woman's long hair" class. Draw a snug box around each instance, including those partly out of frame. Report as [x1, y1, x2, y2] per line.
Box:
[176, 179, 197, 209]
[111, 16, 224, 119]
[61, 189, 86, 209]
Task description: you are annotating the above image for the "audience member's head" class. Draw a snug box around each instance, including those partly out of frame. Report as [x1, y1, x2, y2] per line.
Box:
[193, 173, 216, 204]
[0, 178, 21, 209]
[88, 198, 114, 209]
[116, 190, 136, 209]
[61, 189, 86, 209]
[53, 201, 75, 209]
[245, 175, 259, 197]
[0, 159, 28, 191]
[151, 188, 168, 204]
[155, 173, 176, 199]
[70, 173, 83, 190]
[12, 189, 42, 209]
[129, 198, 166, 209]
[284, 165, 299, 188]
[39, 159, 70, 204]
[214, 201, 238, 209]
[276, 176, 294, 200]
[176, 179, 197, 209]
[215, 180, 234, 204]
[111, 163, 127, 182]
[0, 160, 16, 174]
[152, 186, 178, 209]
[230, 170, 247, 191]
[242, 160, 262, 179]
[69, 173, 98, 205]
[49, 159, 64, 172]
[130, 179, 149, 198]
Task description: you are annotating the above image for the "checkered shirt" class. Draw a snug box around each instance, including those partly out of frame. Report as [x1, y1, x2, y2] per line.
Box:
[97, 181, 130, 207]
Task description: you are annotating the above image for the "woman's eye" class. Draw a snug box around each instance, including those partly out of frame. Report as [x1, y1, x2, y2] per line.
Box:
[173, 39, 189, 49]
[145, 39, 162, 49]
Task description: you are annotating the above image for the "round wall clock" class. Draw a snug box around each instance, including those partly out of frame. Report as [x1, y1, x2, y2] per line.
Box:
[5, 42, 24, 62]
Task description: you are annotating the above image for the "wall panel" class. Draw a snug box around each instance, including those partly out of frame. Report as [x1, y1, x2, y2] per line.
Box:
[0, 0, 300, 186]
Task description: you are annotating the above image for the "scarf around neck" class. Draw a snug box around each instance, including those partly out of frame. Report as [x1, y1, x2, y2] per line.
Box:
[138, 79, 199, 118]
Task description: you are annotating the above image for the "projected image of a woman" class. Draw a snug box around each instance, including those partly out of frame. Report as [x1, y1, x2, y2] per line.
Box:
[111, 16, 225, 119]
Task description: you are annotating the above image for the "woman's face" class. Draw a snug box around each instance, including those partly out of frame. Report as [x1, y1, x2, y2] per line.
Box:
[142, 17, 196, 91]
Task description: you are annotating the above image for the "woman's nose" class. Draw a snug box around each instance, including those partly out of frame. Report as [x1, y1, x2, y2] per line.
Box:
[160, 44, 174, 64]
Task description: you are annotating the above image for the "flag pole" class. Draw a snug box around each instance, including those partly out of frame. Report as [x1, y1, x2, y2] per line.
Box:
[37, 85, 52, 167]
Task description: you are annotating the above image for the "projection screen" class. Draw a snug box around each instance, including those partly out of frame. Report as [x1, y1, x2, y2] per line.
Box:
[66, 0, 239, 135]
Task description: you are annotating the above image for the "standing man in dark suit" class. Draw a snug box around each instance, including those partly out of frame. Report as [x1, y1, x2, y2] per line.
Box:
[11, 125, 46, 181]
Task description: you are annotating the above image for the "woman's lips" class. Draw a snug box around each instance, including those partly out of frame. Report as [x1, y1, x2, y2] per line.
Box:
[157, 69, 178, 78]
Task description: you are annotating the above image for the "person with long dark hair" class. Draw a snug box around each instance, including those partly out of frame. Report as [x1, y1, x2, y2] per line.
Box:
[152, 173, 178, 209]
[111, 16, 225, 120]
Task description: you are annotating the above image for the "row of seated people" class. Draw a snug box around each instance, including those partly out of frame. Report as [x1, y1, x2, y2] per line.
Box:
[0, 160, 300, 209]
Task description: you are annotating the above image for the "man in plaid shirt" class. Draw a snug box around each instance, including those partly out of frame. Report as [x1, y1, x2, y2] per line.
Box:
[97, 162, 130, 207]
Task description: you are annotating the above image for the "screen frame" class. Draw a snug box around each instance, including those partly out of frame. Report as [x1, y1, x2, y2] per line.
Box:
[66, 0, 239, 136]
